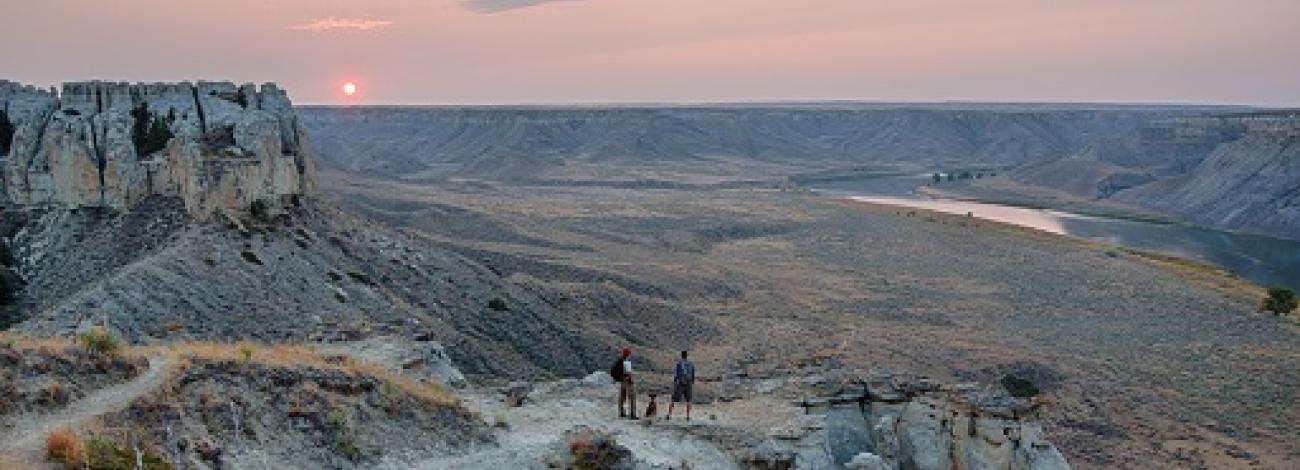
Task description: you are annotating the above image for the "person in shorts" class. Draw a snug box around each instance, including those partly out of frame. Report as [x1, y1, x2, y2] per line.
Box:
[666, 350, 694, 420]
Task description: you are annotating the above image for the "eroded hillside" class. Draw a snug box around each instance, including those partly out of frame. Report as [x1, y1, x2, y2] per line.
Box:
[1014, 112, 1300, 239]
[297, 104, 1225, 183]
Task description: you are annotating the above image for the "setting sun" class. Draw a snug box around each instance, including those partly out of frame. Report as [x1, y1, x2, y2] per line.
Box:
[342, 81, 357, 96]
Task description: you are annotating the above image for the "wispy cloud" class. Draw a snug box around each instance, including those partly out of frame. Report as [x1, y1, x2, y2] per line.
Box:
[462, 0, 581, 14]
[292, 17, 395, 32]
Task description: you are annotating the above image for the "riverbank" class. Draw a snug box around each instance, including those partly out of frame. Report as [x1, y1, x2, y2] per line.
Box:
[816, 176, 1300, 293]
[919, 178, 1177, 225]
[833, 196, 1263, 303]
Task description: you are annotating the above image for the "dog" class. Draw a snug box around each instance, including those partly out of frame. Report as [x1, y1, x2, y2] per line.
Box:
[643, 392, 658, 420]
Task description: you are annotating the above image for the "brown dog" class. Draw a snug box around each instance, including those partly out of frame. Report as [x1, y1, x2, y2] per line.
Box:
[644, 392, 658, 419]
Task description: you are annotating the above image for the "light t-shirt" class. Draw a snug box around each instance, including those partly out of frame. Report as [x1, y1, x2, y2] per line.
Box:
[622, 360, 632, 375]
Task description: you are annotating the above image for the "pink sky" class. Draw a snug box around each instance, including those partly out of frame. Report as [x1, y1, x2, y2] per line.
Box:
[3, 0, 1298, 105]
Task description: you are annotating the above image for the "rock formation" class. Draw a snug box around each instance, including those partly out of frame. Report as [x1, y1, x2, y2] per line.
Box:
[0, 79, 315, 219]
[766, 372, 1072, 470]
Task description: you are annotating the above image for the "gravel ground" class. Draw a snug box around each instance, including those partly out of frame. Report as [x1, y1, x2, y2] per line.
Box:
[406, 381, 738, 470]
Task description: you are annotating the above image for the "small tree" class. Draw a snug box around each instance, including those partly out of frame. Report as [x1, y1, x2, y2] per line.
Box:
[0, 240, 14, 267]
[0, 273, 15, 306]
[249, 199, 270, 221]
[0, 272, 20, 329]
[1261, 288, 1298, 315]
[130, 103, 174, 157]
[1001, 374, 1040, 398]
[0, 109, 14, 156]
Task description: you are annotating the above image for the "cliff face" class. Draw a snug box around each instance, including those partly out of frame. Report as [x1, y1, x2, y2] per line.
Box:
[1013, 113, 1300, 239]
[0, 80, 316, 219]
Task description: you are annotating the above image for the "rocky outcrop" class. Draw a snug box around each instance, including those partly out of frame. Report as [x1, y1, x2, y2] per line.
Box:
[773, 372, 1071, 470]
[0, 79, 316, 219]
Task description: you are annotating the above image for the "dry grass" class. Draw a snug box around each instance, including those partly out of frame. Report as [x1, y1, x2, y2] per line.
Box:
[4, 336, 459, 411]
[45, 428, 85, 468]
[138, 340, 458, 409]
[8, 336, 76, 354]
[1119, 248, 1264, 301]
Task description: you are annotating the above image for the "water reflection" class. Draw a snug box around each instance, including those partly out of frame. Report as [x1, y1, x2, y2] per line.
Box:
[814, 177, 1300, 291]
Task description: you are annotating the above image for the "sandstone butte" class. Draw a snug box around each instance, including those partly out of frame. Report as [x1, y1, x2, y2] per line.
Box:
[0, 79, 316, 220]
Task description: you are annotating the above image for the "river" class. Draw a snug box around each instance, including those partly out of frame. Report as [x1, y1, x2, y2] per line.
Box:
[813, 176, 1300, 292]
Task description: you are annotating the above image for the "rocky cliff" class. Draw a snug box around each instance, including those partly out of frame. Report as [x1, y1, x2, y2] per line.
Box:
[1013, 113, 1300, 239]
[0, 80, 316, 219]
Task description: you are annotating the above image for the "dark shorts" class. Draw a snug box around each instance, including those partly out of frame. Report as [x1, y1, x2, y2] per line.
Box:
[671, 382, 693, 403]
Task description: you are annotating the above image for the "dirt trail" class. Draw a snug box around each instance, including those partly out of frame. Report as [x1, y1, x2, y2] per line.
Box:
[0, 355, 172, 468]
[399, 381, 740, 470]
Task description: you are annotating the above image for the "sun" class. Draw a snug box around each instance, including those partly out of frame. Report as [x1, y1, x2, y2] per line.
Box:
[342, 81, 357, 96]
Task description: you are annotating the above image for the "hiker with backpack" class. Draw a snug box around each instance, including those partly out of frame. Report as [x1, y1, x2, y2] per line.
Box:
[666, 350, 695, 420]
[611, 347, 637, 419]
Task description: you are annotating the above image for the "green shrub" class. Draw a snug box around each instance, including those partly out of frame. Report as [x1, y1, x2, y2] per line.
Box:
[77, 327, 121, 356]
[327, 407, 351, 431]
[1261, 288, 1298, 315]
[249, 199, 270, 222]
[0, 273, 15, 306]
[1001, 374, 1039, 398]
[130, 104, 174, 157]
[0, 240, 14, 266]
[84, 437, 174, 470]
[335, 436, 362, 461]
[238, 344, 254, 365]
[0, 303, 22, 330]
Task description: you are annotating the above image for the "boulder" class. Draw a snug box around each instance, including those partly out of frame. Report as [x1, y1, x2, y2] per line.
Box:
[582, 370, 615, 387]
[826, 407, 874, 465]
[845, 452, 888, 470]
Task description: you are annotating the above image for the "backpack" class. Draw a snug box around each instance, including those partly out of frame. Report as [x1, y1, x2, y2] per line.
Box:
[609, 358, 626, 382]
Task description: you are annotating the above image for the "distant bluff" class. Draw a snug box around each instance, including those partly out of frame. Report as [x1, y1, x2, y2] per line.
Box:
[0, 80, 316, 219]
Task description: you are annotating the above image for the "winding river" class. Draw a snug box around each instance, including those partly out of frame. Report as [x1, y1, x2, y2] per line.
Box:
[813, 176, 1300, 292]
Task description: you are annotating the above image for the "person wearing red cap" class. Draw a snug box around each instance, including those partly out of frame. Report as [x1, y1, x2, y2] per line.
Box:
[610, 346, 637, 419]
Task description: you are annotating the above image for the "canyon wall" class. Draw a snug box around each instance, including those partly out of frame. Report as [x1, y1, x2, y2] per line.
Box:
[296, 105, 1225, 181]
[0, 80, 316, 219]
[1014, 113, 1300, 240]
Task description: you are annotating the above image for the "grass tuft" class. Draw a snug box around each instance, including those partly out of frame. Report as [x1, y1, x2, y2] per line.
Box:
[78, 327, 121, 356]
[46, 428, 85, 469]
